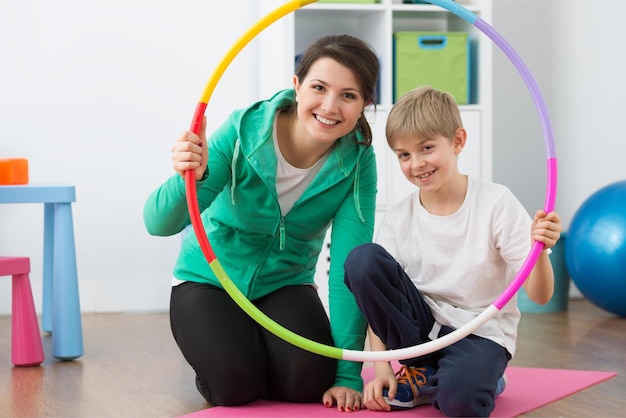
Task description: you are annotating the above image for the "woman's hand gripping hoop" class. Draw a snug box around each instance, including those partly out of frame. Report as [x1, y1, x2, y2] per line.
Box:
[184, 0, 557, 363]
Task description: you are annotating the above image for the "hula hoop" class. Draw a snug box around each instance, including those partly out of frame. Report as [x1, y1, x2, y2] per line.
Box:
[184, 0, 557, 363]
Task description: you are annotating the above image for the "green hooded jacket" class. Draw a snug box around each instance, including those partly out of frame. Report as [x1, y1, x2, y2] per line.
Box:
[144, 89, 377, 391]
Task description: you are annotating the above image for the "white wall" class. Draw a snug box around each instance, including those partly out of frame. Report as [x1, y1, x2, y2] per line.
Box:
[493, 0, 626, 229]
[492, 0, 626, 297]
[0, 0, 259, 314]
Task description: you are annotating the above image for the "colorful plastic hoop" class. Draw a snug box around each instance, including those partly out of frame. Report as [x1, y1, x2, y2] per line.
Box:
[184, 0, 557, 362]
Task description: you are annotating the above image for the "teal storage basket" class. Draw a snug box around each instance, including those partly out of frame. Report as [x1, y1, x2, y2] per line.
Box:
[518, 233, 570, 313]
[394, 31, 470, 104]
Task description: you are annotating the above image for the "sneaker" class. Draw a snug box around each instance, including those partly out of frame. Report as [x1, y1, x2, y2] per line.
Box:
[494, 374, 507, 398]
[382, 365, 435, 409]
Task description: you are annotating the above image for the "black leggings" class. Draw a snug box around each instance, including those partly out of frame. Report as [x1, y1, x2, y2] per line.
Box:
[170, 282, 336, 406]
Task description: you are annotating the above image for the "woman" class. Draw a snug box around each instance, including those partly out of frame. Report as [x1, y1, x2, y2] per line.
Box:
[143, 34, 379, 412]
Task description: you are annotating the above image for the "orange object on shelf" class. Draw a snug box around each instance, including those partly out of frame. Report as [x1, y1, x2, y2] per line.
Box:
[0, 158, 29, 185]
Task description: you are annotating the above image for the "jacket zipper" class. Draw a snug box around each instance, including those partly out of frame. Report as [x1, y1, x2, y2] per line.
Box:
[279, 217, 286, 251]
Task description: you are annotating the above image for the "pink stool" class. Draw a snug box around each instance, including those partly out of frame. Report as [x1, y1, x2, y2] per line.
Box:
[0, 256, 45, 366]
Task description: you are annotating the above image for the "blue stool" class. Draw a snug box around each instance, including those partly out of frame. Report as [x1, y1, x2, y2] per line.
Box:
[0, 184, 84, 360]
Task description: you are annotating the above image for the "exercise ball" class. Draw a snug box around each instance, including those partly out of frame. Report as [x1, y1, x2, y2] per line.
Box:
[565, 180, 626, 317]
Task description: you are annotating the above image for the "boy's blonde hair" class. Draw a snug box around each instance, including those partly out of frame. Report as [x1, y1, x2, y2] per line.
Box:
[386, 86, 463, 148]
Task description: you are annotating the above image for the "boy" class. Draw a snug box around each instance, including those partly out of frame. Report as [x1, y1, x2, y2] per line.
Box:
[344, 87, 562, 417]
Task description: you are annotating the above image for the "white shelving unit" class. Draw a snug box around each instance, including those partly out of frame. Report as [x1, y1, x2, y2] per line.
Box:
[258, 0, 493, 310]
[259, 0, 492, 206]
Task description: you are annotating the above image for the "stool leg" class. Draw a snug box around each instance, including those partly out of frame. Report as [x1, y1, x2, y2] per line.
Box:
[52, 202, 84, 360]
[42, 203, 55, 334]
[12, 272, 45, 367]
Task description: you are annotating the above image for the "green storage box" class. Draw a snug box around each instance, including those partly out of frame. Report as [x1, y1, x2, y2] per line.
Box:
[394, 31, 470, 104]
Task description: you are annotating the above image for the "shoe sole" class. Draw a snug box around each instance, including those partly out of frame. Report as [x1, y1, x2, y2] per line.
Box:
[383, 395, 430, 409]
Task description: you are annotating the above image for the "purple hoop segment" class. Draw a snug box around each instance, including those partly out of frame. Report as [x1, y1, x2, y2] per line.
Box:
[342, 1, 558, 362]
[457, 14, 558, 310]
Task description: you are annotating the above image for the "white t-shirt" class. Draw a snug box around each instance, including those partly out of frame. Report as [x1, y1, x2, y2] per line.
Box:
[375, 176, 532, 356]
[273, 113, 329, 215]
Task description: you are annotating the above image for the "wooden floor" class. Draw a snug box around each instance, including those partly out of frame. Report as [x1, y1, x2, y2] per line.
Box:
[1, 298, 624, 417]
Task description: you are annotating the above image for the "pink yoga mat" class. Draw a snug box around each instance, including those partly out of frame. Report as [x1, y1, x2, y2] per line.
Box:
[180, 365, 616, 417]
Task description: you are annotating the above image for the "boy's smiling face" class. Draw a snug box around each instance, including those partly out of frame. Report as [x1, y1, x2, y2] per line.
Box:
[393, 128, 466, 192]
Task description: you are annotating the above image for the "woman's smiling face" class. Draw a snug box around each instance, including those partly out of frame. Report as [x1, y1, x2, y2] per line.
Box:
[293, 57, 366, 144]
